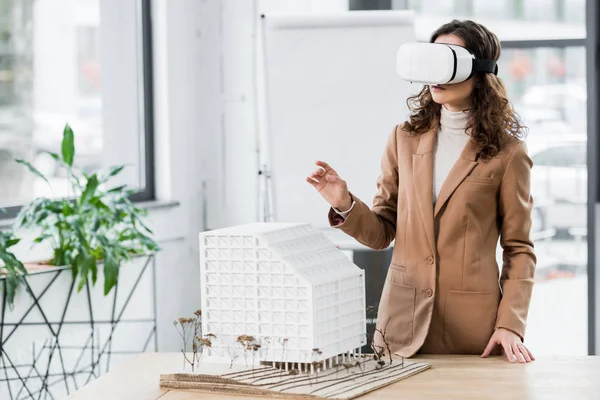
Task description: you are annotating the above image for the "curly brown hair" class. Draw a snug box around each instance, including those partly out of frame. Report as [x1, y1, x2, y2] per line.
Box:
[401, 20, 527, 161]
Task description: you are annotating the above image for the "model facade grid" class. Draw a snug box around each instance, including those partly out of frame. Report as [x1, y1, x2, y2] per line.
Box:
[199, 222, 366, 368]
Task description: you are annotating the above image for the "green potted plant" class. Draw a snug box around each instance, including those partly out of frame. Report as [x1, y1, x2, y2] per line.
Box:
[0, 230, 27, 307]
[13, 123, 159, 295]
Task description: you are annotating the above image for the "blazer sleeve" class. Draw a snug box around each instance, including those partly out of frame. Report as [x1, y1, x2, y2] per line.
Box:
[495, 141, 537, 339]
[327, 126, 399, 250]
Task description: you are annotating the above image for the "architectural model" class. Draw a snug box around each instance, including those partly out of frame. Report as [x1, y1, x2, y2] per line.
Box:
[160, 358, 432, 399]
[161, 222, 431, 398]
[199, 222, 367, 370]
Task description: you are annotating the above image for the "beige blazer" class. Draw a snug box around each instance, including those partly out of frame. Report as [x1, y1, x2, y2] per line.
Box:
[329, 125, 536, 357]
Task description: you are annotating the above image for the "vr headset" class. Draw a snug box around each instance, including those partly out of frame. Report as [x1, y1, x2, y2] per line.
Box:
[396, 42, 498, 85]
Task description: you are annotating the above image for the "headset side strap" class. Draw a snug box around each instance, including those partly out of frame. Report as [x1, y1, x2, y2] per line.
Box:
[472, 58, 498, 75]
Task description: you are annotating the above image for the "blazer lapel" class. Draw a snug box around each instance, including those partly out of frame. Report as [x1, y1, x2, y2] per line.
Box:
[433, 138, 479, 218]
[412, 128, 436, 255]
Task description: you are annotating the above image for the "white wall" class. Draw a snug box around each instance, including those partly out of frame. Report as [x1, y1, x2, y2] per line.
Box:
[148, 0, 348, 351]
[146, 0, 212, 351]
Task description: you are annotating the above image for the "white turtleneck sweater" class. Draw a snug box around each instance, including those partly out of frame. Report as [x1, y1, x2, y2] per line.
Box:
[335, 105, 470, 217]
[433, 106, 471, 204]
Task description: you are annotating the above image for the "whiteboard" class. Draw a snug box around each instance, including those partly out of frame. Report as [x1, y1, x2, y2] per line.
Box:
[261, 10, 416, 229]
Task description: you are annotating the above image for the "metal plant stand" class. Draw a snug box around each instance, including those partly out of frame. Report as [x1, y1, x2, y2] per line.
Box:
[0, 255, 157, 399]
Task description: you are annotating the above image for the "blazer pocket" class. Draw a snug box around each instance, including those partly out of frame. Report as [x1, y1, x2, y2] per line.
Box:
[376, 276, 415, 346]
[443, 290, 498, 354]
[464, 175, 494, 184]
[390, 262, 407, 272]
[462, 179, 498, 197]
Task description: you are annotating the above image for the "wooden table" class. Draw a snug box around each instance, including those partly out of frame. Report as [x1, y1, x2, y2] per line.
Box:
[68, 352, 600, 400]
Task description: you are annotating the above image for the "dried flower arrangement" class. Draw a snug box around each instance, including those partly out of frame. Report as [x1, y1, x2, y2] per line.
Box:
[260, 336, 272, 365]
[236, 334, 257, 367]
[171, 309, 404, 384]
[369, 318, 400, 369]
[173, 309, 216, 372]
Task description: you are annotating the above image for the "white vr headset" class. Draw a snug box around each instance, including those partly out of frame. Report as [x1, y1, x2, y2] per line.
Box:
[396, 42, 498, 85]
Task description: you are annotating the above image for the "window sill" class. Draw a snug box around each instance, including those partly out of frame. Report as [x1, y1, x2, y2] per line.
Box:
[0, 199, 181, 230]
[137, 199, 181, 211]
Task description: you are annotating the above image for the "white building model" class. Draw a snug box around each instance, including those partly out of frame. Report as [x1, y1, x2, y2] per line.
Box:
[199, 222, 366, 371]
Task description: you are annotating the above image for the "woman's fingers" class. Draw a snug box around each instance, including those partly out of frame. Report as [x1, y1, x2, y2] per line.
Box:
[481, 338, 496, 358]
[502, 341, 516, 363]
[316, 160, 335, 173]
[512, 344, 526, 363]
[310, 168, 326, 179]
[306, 176, 318, 187]
[325, 173, 340, 182]
[309, 163, 344, 187]
[525, 345, 535, 361]
[481, 330, 533, 364]
[517, 343, 534, 362]
[517, 344, 533, 362]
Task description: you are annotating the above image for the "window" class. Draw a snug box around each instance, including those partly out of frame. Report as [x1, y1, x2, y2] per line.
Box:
[352, 0, 589, 355]
[532, 147, 567, 166]
[0, 0, 154, 215]
[532, 144, 586, 167]
[390, 0, 585, 29]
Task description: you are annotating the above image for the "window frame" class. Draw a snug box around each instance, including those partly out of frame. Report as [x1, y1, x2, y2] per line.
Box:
[0, 0, 155, 220]
[130, 0, 155, 203]
[586, 0, 599, 357]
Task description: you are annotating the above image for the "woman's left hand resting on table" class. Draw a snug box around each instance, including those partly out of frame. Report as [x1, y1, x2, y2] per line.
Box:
[481, 328, 535, 363]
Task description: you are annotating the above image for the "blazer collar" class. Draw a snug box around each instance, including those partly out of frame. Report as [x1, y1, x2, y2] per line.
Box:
[412, 127, 437, 255]
[415, 126, 436, 156]
[433, 132, 480, 217]
[416, 124, 479, 161]
[413, 126, 481, 242]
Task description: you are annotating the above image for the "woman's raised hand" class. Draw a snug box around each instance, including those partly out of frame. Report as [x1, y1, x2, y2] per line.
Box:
[306, 160, 352, 211]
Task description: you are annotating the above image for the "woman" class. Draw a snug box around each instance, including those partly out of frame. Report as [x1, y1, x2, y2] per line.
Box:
[306, 20, 536, 363]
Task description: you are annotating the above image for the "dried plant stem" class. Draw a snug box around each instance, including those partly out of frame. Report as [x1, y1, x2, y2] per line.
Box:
[374, 317, 393, 365]
[261, 337, 272, 366]
[180, 349, 195, 372]
[278, 338, 288, 378]
[173, 310, 204, 372]
[227, 347, 239, 369]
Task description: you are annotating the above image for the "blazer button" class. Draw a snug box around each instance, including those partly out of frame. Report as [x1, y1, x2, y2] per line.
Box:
[424, 288, 433, 297]
[427, 256, 434, 264]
